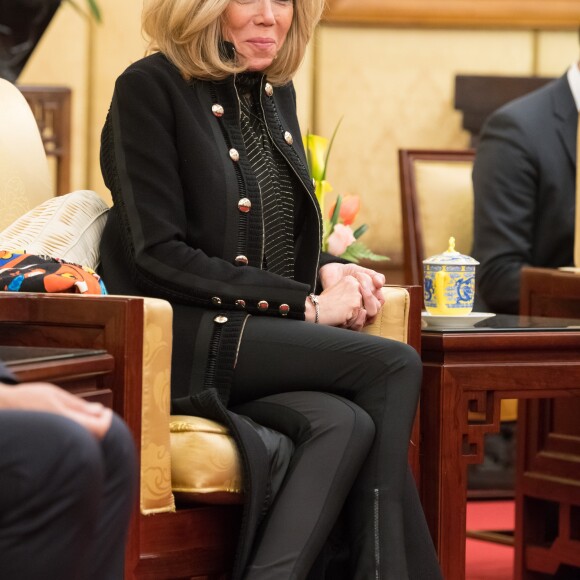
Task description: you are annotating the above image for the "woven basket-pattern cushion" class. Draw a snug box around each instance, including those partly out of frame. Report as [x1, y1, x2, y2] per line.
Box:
[0, 190, 109, 271]
[170, 415, 244, 505]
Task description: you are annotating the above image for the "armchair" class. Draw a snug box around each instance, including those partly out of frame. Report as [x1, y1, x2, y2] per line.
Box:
[0, 286, 421, 579]
[0, 77, 423, 579]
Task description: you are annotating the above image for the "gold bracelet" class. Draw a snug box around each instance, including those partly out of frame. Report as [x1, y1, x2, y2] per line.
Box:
[309, 293, 320, 324]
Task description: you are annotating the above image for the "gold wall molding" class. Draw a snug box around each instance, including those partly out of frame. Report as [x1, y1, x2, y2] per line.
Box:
[324, 0, 580, 28]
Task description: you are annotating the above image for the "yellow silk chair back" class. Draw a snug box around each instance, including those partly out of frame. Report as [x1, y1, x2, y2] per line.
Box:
[398, 149, 476, 286]
[0, 79, 52, 231]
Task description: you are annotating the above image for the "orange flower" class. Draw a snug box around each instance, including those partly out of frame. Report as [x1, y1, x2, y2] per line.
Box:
[328, 194, 360, 226]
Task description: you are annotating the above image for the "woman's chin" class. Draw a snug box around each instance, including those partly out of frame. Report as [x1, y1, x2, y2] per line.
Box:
[244, 57, 275, 72]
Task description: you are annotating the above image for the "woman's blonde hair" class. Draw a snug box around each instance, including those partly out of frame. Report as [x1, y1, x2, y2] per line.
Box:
[142, 0, 326, 85]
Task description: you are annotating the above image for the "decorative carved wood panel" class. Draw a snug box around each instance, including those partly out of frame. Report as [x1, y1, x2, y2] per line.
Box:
[324, 0, 580, 28]
[17, 85, 71, 196]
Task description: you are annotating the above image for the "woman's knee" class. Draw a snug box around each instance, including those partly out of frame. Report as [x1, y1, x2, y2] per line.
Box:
[246, 391, 375, 453]
[330, 394, 374, 439]
[379, 341, 423, 394]
[387, 340, 422, 372]
[303, 392, 375, 454]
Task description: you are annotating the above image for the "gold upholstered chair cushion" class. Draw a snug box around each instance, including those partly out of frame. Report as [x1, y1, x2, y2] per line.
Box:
[170, 416, 244, 505]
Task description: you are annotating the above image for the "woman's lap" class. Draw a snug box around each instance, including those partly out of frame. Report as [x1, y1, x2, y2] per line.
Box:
[230, 316, 421, 409]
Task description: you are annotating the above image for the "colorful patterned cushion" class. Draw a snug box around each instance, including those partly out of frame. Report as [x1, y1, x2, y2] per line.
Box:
[0, 250, 106, 294]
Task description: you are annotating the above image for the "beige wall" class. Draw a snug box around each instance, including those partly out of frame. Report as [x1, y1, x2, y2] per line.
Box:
[18, 6, 90, 194]
[18, 5, 577, 264]
[314, 26, 577, 266]
[19, 1, 146, 204]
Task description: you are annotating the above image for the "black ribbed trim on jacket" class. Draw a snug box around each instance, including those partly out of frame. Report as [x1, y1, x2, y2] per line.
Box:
[210, 80, 265, 268]
[204, 311, 248, 404]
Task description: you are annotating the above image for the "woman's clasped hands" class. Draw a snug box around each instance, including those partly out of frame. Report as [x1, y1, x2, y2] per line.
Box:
[305, 263, 386, 331]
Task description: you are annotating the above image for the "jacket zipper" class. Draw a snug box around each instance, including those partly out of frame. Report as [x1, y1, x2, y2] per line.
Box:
[234, 314, 251, 368]
[374, 488, 381, 579]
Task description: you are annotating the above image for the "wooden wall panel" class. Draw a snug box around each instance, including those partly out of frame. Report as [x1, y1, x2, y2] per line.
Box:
[325, 0, 580, 28]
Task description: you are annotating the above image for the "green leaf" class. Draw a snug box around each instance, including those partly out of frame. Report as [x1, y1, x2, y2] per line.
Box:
[329, 194, 342, 229]
[87, 0, 102, 22]
[64, 0, 102, 23]
[322, 219, 332, 252]
[340, 242, 390, 263]
[320, 117, 343, 182]
[352, 223, 368, 239]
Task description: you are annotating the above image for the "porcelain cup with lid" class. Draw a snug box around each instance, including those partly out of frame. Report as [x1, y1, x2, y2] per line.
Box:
[423, 237, 479, 316]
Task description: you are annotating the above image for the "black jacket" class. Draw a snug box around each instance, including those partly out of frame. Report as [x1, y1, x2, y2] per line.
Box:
[100, 52, 325, 401]
[472, 73, 577, 314]
[99, 52, 326, 577]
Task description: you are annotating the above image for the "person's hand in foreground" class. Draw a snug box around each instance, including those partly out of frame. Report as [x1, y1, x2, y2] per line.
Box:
[0, 383, 112, 439]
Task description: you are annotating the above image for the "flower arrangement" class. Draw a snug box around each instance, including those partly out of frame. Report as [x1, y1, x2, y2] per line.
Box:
[304, 124, 389, 263]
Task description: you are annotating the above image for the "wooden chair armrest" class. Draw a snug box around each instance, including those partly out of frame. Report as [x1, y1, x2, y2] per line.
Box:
[0, 292, 175, 515]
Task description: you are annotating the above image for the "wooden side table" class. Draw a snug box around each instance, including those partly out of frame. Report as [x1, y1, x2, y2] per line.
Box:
[2, 345, 115, 406]
[420, 315, 580, 580]
[516, 268, 580, 578]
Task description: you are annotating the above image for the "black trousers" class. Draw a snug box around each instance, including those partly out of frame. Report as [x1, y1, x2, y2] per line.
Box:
[230, 318, 442, 580]
[0, 412, 137, 580]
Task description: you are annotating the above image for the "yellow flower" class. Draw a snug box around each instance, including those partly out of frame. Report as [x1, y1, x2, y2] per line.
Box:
[303, 134, 329, 182]
[302, 120, 386, 261]
[315, 180, 333, 215]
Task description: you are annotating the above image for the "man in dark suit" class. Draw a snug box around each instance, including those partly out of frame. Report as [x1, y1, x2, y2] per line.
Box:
[0, 361, 136, 580]
[472, 62, 579, 314]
